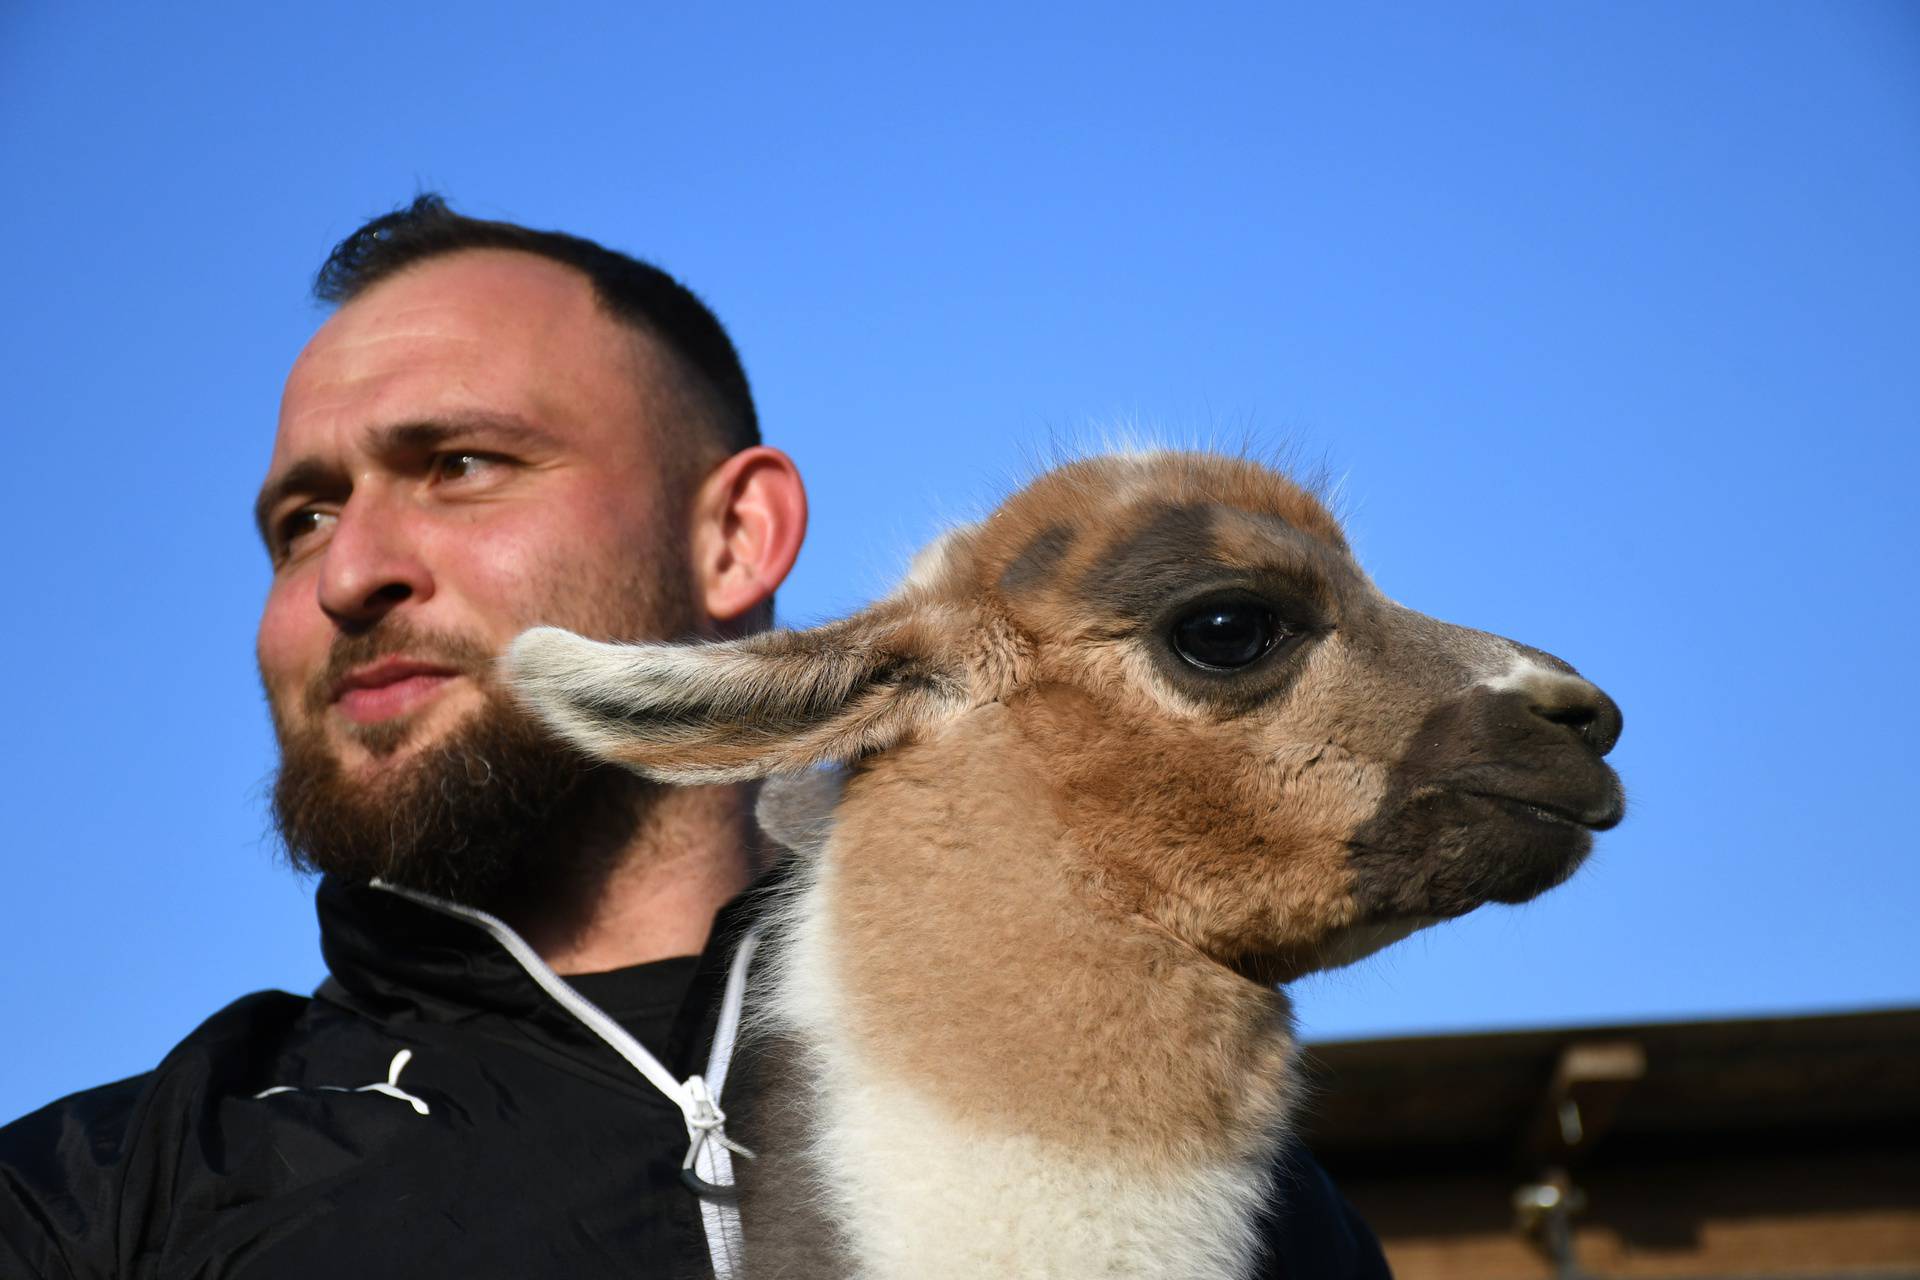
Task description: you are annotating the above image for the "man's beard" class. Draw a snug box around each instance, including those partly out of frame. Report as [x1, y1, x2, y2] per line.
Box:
[269, 618, 661, 911]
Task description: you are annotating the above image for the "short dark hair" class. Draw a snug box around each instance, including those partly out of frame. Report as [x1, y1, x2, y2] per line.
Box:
[314, 194, 759, 455]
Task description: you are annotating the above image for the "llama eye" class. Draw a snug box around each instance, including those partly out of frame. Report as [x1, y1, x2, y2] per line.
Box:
[1170, 601, 1282, 671]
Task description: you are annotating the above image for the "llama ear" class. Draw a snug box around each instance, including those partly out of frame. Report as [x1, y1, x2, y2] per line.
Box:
[503, 608, 969, 784]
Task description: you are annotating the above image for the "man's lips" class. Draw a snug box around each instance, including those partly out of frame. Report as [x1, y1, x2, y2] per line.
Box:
[332, 658, 463, 725]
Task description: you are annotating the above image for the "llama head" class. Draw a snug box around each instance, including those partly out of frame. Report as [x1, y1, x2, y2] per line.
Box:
[506, 451, 1623, 981]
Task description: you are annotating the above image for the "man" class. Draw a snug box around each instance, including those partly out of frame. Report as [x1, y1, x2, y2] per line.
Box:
[0, 197, 1390, 1278]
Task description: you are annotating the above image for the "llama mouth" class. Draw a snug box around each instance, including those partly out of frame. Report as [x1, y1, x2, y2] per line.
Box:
[1467, 789, 1623, 832]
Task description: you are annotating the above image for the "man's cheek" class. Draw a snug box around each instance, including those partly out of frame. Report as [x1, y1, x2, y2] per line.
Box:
[431, 526, 559, 637]
[256, 597, 315, 714]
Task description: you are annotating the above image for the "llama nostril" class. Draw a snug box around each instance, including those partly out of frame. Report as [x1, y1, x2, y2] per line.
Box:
[1530, 685, 1623, 756]
[1536, 701, 1601, 752]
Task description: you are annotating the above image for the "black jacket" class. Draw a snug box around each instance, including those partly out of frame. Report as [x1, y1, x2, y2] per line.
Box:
[0, 876, 1391, 1279]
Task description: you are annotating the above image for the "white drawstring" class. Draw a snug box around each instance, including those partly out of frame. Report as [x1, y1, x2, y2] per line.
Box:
[683, 925, 761, 1273]
[372, 879, 762, 1279]
[253, 1047, 431, 1116]
[358, 1048, 432, 1115]
[682, 1073, 754, 1176]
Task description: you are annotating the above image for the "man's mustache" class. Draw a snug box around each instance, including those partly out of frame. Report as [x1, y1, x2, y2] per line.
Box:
[301, 622, 500, 720]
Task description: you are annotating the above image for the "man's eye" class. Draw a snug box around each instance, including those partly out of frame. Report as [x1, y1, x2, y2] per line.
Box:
[435, 452, 498, 482]
[278, 509, 334, 557]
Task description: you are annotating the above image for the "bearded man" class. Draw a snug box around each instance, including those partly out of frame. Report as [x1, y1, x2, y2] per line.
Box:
[0, 197, 1391, 1279]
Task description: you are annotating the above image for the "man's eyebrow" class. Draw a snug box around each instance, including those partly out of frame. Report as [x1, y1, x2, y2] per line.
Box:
[254, 458, 340, 545]
[367, 412, 563, 458]
[251, 413, 564, 545]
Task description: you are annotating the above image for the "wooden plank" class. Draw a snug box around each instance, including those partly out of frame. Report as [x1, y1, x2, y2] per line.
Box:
[1522, 1040, 1647, 1162]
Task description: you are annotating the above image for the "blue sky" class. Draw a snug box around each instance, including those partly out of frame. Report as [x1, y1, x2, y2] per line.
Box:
[2, 2, 1915, 1123]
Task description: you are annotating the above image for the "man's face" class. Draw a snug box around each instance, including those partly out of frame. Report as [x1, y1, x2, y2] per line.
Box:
[257, 249, 705, 898]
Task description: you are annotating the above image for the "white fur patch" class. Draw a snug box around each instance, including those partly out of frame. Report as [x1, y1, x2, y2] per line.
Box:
[1309, 916, 1440, 972]
[1479, 652, 1561, 695]
[754, 768, 846, 855]
[761, 855, 1275, 1280]
[503, 627, 770, 784]
[1084, 420, 1213, 467]
[1479, 653, 1602, 717]
[504, 626, 649, 752]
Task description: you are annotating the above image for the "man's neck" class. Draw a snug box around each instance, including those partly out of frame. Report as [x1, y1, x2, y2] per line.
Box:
[511, 782, 759, 975]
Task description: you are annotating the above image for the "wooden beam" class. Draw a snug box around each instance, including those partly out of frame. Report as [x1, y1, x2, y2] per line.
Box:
[1521, 1040, 1647, 1164]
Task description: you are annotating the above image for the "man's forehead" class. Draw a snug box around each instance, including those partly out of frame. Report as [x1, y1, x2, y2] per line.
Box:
[273, 250, 647, 464]
[290, 252, 610, 383]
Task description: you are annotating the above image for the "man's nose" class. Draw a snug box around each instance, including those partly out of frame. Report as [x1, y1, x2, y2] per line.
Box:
[316, 498, 434, 627]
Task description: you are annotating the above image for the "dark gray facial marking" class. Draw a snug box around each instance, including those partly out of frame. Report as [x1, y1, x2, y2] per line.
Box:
[1071, 502, 1347, 717]
[1345, 688, 1625, 920]
[998, 524, 1075, 595]
[1078, 503, 1220, 621]
[1077, 502, 1348, 626]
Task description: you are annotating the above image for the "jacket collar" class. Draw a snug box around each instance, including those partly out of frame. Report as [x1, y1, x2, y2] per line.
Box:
[313, 869, 779, 1084]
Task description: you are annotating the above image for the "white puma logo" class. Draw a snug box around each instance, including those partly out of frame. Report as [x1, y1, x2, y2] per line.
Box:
[254, 1049, 430, 1116]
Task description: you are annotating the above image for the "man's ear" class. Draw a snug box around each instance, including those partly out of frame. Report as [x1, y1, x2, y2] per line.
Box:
[690, 446, 807, 628]
[504, 604, 968, 784]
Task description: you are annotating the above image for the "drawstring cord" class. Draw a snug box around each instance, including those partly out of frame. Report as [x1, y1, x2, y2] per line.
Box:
[372, 879, 762, 1279]
[680, 1073, 756, 1196]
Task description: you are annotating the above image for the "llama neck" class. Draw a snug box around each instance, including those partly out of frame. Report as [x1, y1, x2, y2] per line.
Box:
[766, 705, 1296, 1279]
